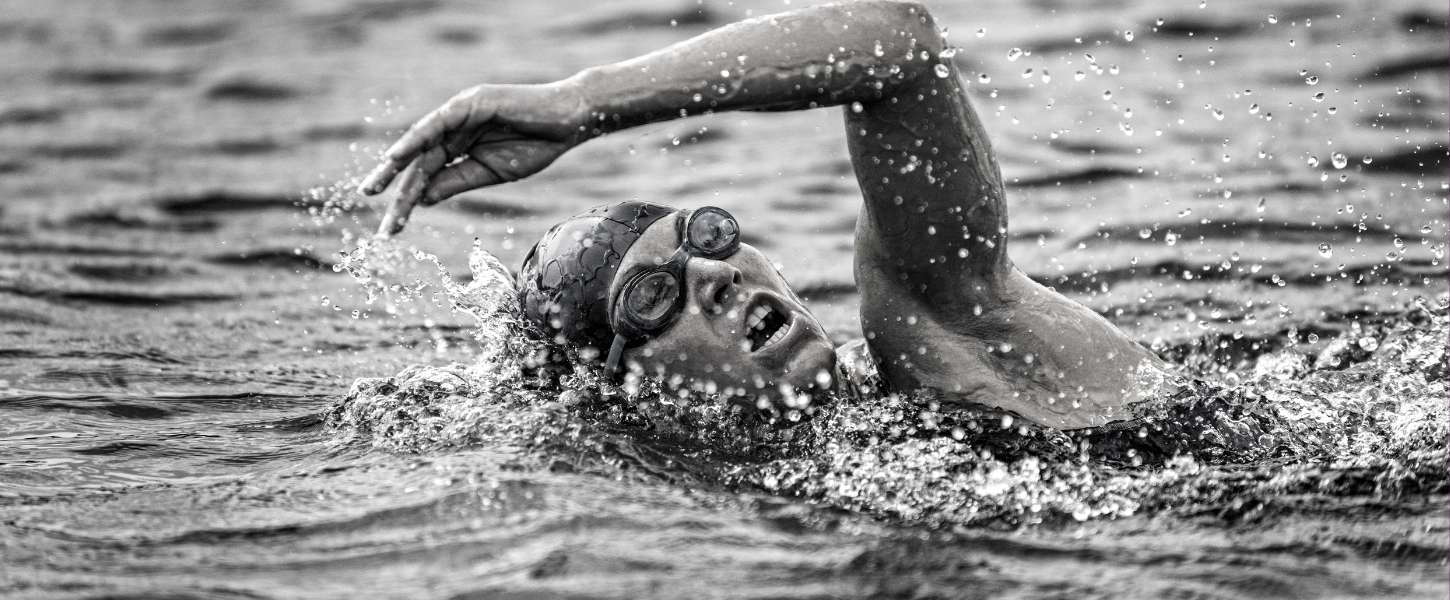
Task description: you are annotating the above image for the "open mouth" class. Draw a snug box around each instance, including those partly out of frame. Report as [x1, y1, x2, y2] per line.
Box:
[745, 298, 791, 352]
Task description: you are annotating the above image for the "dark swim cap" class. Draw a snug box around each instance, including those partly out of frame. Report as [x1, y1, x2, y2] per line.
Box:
[516, 201, 676, 359]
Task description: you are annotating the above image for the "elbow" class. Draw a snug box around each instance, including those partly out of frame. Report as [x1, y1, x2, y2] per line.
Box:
[855, 1, 945, 49]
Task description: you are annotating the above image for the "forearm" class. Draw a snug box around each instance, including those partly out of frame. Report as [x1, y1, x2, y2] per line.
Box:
[565, 1, 945, 137]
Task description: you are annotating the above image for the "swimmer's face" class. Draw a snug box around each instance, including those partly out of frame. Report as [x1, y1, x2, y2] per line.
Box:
[609, 212, 836, 405]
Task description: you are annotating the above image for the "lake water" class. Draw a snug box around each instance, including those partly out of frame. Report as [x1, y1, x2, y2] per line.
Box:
[2, 0, 1447, 597]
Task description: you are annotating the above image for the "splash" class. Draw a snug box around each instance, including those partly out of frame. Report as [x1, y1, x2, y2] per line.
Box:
[739, 303, 1448, 526]
[328, 259, 1446, 528]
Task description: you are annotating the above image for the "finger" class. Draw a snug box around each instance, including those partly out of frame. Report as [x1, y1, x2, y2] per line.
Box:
[420, 159, 501, 205]
[377, 148, 447, 236]
[376, 162, 419, 236]
[358, 100, 473, 195]
[358, 160, 402, 196]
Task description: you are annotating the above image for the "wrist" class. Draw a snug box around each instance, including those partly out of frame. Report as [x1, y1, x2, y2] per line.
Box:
[558, 68, 605, 142]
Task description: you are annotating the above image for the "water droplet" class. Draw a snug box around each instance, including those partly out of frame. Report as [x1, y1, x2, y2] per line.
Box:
[934, 63, 951, 78]
[1305, 75, 1319, 85]
[1361, 156, 1374, 165]
[1317, 242, 1333, 258]
[1073, 70, 1086, 81]
[1249, 103, 1260, 114]
[976, 28, 986, 38]
[1123, 30, 1135, 41]
[1102, 90, 1113, 100]
[1007, 47, 1023, 61]
[1256, 197, 1267, 212]
[1211, 107, 1225, 120]
[1267, 14, 1278, 24]
[850, 101, 864, 113]
[1021, 68, 1034, 78]
[1312, 91, 1325, 102]
[978, 73, 991, 84]
[1331, 152, 1348, 169]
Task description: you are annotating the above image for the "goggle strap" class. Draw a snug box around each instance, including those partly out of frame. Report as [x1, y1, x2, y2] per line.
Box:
[604, 334, 628, 376]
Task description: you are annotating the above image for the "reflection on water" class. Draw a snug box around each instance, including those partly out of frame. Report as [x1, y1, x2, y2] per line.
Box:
[2, 0, 1447, 597]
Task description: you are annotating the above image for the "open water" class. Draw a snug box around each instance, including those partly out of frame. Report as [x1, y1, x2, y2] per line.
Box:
[1, 0, 1447, 598]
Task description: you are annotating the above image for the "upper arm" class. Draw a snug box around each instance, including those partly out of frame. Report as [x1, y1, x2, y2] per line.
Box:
[843, 6, 1010, 307]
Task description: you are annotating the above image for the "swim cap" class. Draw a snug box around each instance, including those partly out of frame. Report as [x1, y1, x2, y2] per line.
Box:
[516, 201, 676, 359]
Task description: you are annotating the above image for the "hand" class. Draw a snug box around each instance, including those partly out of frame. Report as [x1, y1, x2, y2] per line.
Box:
[358, 81, 589, 236]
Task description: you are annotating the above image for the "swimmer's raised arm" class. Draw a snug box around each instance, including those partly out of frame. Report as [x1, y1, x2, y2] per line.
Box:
[361, 1, 1008, 295]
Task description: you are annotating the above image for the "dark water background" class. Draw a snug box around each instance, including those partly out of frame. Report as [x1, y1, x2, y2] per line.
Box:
[1, 0, 1447, 597]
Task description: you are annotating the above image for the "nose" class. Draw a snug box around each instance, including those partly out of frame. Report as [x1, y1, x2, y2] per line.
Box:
[686, 258, 743, 314]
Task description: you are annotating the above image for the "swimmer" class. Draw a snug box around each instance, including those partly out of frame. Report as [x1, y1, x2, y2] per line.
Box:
[359, 0, 1169, 429]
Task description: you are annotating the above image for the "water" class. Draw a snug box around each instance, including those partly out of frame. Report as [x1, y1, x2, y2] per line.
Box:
[2, 0, 1447, 597]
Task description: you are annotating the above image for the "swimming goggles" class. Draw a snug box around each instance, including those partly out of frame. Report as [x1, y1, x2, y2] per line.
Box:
[604, 206, 741, 376]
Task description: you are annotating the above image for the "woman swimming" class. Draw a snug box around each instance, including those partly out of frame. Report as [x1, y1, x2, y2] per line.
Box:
[358, 0, 1169, 430]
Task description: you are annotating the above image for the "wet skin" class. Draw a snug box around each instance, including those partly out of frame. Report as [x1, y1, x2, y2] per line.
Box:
[608, 212, 837, 402]
[361, 1, 1169, 428]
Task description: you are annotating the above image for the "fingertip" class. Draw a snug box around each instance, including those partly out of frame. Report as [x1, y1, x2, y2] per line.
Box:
[359, 164, 394, 195]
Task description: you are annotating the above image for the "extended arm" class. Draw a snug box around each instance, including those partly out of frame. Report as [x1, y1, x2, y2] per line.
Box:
[572, 1, 1010, 294]
[361, 1, 1009, 301]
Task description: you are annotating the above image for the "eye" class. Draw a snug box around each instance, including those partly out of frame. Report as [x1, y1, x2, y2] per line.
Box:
[625, 271, 679, 322]
[688, 210, 739, 256]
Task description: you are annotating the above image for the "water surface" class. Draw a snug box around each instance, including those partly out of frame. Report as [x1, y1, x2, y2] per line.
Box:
[2, 0, 1447, 597]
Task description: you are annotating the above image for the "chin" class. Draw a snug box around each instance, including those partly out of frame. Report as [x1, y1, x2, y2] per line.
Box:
[780, 336, 837, 389]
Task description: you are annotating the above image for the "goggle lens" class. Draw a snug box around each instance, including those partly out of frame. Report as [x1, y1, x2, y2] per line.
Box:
[688, 210, 740, 257]
[624, 271, 680, 323]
